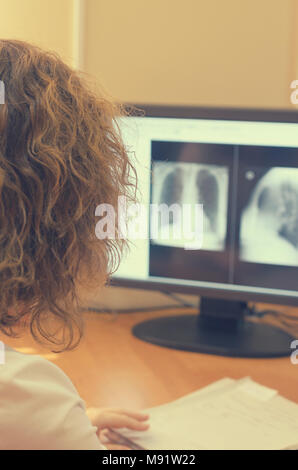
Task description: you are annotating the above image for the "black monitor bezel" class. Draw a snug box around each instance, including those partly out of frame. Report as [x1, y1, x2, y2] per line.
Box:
[112, 104, 298, 307]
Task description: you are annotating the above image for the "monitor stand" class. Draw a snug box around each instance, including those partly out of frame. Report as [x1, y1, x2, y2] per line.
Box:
[132, 297, 295, 357]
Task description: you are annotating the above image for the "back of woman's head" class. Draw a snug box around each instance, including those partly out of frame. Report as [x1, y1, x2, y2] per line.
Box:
[0, 39, 134, 351]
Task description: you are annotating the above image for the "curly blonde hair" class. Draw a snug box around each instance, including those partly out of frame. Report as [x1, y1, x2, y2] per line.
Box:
[0, 39, 135, 351]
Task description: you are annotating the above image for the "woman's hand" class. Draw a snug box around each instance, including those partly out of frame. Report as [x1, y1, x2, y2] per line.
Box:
[86, 407, 150, 449]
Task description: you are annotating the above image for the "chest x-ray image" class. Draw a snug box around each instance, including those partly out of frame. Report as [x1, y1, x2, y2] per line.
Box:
[151, 161, 229, 250]
[240, 167, 298, 266]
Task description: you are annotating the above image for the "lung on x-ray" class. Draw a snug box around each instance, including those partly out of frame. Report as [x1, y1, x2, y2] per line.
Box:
[240, 167, 298, 266]
[151, 161, 229, 250]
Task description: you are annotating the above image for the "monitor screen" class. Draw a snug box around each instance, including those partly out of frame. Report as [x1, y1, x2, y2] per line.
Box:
[112, 107, 298, 304]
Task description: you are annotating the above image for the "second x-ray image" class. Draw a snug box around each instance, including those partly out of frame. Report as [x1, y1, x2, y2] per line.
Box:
[151, 161, 229, 250]
[240, 167, 298, 266]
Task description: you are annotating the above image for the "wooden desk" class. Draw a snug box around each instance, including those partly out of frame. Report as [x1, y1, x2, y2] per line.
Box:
[1, 306, 298, 409]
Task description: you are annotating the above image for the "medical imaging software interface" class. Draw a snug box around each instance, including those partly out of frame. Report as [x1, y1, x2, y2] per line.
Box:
[115, 114, 298, 299]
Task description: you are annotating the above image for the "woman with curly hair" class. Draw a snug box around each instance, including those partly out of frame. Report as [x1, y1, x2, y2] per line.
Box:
[0, 39, 149, 450]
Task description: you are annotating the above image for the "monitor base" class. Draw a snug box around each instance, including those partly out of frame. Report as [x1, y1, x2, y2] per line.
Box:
[132, 311, 295, 358]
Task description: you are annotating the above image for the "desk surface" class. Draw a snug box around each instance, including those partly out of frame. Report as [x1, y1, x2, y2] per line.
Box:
[1, 306, 298, 409]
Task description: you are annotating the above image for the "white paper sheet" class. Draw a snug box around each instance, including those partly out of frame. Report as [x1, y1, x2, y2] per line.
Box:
[113, 377, 298, 450]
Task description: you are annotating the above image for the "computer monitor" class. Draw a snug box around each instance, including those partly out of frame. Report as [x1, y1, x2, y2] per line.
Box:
[111, 105, 298, 357]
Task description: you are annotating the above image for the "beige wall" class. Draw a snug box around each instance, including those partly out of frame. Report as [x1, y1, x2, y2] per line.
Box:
[0, 0, 74, 65]
[85, 0, 296, 109]
[1, 0, 297, 108]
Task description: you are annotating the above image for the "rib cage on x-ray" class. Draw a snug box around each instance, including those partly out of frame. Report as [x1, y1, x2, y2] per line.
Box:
[240, 167, 298, 266]
[196, 169, 219, 232]
[159, 168, 184, 225]
[151, 162, 229, 250]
